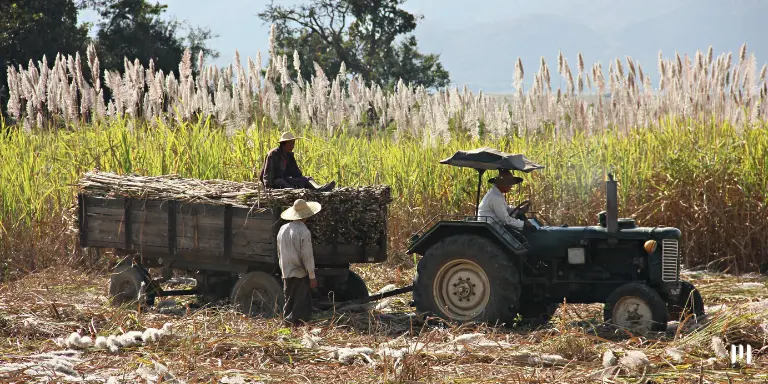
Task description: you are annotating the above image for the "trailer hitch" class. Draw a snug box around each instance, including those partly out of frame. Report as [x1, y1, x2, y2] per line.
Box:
[316, 285, 414, 309]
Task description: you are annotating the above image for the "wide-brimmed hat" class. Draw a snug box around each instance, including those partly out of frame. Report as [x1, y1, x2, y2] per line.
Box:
[281, 199, 322, 220]
[488, 173, 523, 187]
[279, 132, 302, 142]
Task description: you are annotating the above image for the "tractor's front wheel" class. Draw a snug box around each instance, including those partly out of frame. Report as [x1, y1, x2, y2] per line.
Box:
[604, 283, 669, 333]
[668, 280, 705, 321]
[413, 235, 521, 326]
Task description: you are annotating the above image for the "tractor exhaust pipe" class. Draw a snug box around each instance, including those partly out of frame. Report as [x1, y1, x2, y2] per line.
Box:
[606, 173, 618, 233]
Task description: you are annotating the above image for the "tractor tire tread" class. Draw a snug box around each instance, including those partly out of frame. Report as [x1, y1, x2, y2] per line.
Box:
[668, 280, 705, 320]
[604, 282, 669, 332]
[413, 234, 521, 326]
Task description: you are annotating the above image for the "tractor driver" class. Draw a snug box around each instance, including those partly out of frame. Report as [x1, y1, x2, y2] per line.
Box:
[477, 170, 535, 232]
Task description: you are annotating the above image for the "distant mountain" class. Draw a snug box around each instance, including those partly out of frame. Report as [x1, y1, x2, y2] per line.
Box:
[414, 0, 767, 93]
[417, 15, 611, 92]
[614, 0, 767, 64]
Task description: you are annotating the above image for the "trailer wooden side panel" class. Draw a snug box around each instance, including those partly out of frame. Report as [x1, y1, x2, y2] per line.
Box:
[130, 200, 170, 248]
[175, 203, 226, 254]
[83, 197, 171, 249]
[80, 196, 278, 262]
[231, 206, 277, 261]
[81, 196, 127, 247]
[79, 194, 386, 269]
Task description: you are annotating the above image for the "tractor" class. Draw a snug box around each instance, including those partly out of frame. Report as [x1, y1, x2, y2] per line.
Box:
[407, 147, 704, 332]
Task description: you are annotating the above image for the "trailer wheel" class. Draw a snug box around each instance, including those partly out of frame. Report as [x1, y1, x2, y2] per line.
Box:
[230, 271, 284, 317]
[197, 272, 238, 305]
[668, 280, 705, 320]
[108, 264, 146, 306]
[330, 271, 369, 302]
[517, 302, 559, 326]
[413, 235, 521, 326]
[604, 283, 669, 333]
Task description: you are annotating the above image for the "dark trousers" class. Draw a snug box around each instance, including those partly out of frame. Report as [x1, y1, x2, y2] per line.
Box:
[283, 276, 312, 325]
[273, 176, 313, 189]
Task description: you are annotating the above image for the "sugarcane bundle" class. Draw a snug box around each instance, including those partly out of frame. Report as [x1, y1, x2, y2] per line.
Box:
[74, 171, 392, 246]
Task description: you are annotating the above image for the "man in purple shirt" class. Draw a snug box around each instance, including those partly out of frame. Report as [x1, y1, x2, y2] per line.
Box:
[259, 132, 336, 191]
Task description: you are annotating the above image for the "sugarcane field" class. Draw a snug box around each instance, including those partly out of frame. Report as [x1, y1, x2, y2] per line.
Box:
[2, 2, 768, 383]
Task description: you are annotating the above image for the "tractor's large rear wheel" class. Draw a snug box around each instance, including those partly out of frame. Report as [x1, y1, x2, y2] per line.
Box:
[413, 235, 521, 326]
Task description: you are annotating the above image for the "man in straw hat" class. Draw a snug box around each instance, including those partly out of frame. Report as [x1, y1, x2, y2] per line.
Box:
[259, 132, 336, 192]
[277, 198, 322, 325]
[478, 170, 535, 232]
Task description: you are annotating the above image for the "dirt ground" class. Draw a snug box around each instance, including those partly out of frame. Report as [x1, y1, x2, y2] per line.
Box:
[0, 264, 767, 384]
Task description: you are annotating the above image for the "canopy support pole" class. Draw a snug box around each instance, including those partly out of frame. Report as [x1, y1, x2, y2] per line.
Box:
[475, 169, 485, 218]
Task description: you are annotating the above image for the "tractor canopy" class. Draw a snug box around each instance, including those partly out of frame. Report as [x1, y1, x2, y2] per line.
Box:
[439, 147, 544, 172]
[440, 147, 544, 217]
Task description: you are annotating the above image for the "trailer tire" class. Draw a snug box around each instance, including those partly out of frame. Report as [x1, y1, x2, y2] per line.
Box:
[197, 272, 239, 305]
[230, 271, 284, 318]
[332, 271, 369, 302]
[604, 283, 669, 333]
[413, 235, 521, 326]
[517, 302, 559, 326]
[668, 280, 705, 320]
[108, 264, 147, 306]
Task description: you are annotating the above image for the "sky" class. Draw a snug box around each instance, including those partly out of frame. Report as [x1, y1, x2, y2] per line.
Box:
[78, 0, 767, 93]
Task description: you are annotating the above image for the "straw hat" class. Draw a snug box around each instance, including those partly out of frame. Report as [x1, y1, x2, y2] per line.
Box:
[281, 199, 322, 220]
[279, 132, 302, 142]
[488, 173, 523, 187]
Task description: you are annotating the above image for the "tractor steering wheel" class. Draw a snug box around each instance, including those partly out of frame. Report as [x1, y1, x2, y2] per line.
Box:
[510, 200, 539, 232]
[510, 200, 531, 220]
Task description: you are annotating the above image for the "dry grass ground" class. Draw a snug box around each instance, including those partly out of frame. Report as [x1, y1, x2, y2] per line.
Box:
[1, 261, 767, 384]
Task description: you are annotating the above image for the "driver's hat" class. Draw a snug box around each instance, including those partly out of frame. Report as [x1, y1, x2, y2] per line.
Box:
[489, 172, 523, 187]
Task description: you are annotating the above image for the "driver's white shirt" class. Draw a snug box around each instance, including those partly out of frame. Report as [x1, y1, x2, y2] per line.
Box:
[477, 185, 525, 230]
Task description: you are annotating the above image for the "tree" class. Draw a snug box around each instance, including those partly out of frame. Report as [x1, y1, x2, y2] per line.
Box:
[259, 0, 450, 90]
[86, 0, 219, 77]
[1, 0, 90, 118]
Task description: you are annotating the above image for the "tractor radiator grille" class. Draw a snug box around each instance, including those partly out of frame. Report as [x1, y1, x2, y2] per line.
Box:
[661, 239, 680, 282]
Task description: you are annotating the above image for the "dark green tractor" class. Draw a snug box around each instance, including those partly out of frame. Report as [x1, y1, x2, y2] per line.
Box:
[407, 148, 704, 332]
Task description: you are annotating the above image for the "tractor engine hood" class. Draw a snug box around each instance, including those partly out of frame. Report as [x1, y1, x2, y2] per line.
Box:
[529, 224, 682, 241]
[523, 223, 681, 262]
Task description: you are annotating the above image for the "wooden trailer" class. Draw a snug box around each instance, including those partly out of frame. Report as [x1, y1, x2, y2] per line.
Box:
[77, 193, 390, 316]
